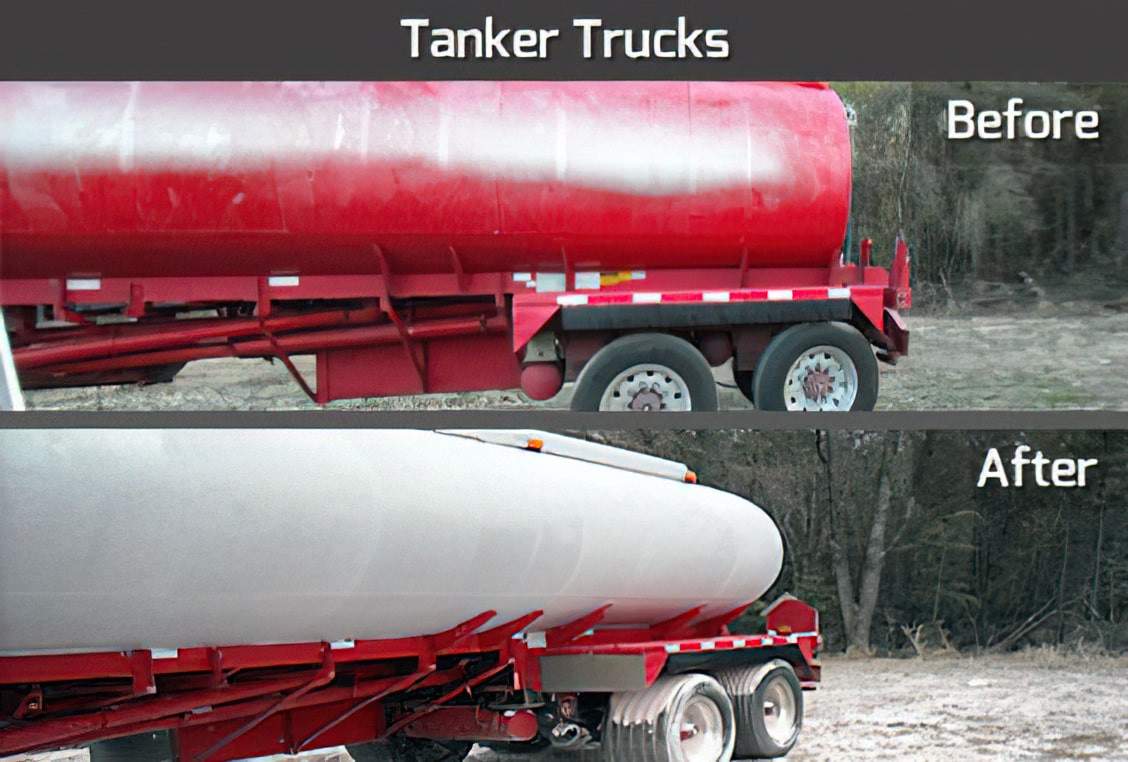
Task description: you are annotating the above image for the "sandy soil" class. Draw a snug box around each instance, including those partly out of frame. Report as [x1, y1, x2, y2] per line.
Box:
[20, 310, 1128, 411]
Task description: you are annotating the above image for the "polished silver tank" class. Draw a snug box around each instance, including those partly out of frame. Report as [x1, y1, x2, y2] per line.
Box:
[0, 429, 784, 653]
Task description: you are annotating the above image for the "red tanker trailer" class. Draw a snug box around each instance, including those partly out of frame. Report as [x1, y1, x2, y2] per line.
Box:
[0, 81, 910, 410]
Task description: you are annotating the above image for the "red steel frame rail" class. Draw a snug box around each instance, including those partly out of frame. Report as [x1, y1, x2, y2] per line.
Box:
[2, 238, 909, 402]
[0, 598, 819, 760]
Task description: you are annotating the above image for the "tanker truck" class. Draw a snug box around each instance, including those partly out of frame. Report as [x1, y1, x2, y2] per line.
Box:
[0, 429, 821, 761]
[0, 82, 910, 411]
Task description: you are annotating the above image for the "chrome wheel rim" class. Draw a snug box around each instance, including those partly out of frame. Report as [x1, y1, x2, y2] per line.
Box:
[762, 675, 798, 746]
[599, 364, 692, 411]
[676, 694, 726, 761]
[784, 345, 858, 411]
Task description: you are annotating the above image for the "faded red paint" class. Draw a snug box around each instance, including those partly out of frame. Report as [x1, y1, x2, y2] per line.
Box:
[0, 81, 851, 281]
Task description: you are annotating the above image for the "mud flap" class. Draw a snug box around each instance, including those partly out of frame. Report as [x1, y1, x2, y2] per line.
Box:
[882, 308, 910, 360]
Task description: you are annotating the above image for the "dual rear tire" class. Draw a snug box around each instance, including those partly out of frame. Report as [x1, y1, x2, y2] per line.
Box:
[601, 663, 803, 761]
[713, 661, 805, 759]
[569, 323, 878, 412]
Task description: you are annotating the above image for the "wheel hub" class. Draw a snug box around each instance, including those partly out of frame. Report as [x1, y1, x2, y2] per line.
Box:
[762, 676, 798, 745]
[801, 365, 836, 403]
[628, 387, 665, 411]
[784, 345, 859, 412]
[598, 364, 692, 412]
[677, 694, 725, 760]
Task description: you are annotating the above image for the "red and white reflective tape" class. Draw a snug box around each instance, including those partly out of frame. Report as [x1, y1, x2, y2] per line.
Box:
[557, 287, 852, 307]
[662, 631, 818, 654]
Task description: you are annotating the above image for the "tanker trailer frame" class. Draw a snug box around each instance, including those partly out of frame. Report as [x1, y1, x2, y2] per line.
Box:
[0, 587, 820, 761]
[2, 237, 909, 411]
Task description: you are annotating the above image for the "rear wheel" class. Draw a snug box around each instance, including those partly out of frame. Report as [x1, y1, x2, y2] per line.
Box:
[602, 673, 735, 761]
[713, 661, 803, 759]
[570, 333, 718, 412]
[751, 322, 878, 411]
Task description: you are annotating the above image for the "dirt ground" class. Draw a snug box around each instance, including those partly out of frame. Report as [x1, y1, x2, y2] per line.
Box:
[784, 653, 1128, 761]
[20, 308, 1128, 411]
[470, 653, 1128, 761]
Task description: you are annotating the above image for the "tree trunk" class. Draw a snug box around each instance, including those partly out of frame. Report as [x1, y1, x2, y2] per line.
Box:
[1115, 191, 1128, 267]
[849, 433, 905, 651]
[826, 432, 907, 654]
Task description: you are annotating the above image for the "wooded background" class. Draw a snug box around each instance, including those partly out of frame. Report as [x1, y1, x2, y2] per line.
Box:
[835, 83, 1128, 297]
[589, 430, 1128, 655]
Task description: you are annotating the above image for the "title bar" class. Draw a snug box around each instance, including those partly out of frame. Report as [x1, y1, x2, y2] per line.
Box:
[2, 0, 1127, 80]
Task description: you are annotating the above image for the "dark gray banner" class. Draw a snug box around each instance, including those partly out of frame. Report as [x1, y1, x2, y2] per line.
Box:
[3, 411, 1128, 430]
[3, 0, 1127, 81]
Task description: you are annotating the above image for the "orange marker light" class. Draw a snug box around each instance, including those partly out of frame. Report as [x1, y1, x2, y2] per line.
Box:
[526, 438, 544, 451]
[684, 470, 698, 484]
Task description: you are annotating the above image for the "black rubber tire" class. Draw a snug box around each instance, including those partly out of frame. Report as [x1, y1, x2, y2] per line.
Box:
[751, 322, 878, 411]
[713, 662, 803, 759]
[602, 673, 735, 761]
[570, 333, 718, 412]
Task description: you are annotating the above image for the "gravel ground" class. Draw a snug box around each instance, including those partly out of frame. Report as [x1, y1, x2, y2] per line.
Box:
[20, 310, 1128, 411]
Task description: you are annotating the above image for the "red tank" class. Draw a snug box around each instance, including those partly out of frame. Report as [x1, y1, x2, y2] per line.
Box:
[0, 81, 851, 281]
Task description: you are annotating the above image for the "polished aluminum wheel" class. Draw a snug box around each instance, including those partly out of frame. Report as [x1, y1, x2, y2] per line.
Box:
[676, 693, 728, 761]
[783, 344, 858, 411]
[761, 673, 799, 746]
[598, 364, 692, 411]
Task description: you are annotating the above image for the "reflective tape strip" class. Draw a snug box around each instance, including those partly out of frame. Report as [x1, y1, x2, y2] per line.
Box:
[588, 293, 634, 305]
[151, 648, 179, 660]
[660, 292, 704, 303]
[66, 278, 101, 291]
[330, 639, 356, 650]
[268, 275, 300, 287]
[574, 272, 601, 290]
[555, 287, 852, 307]
[655, 632, 817, 657]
